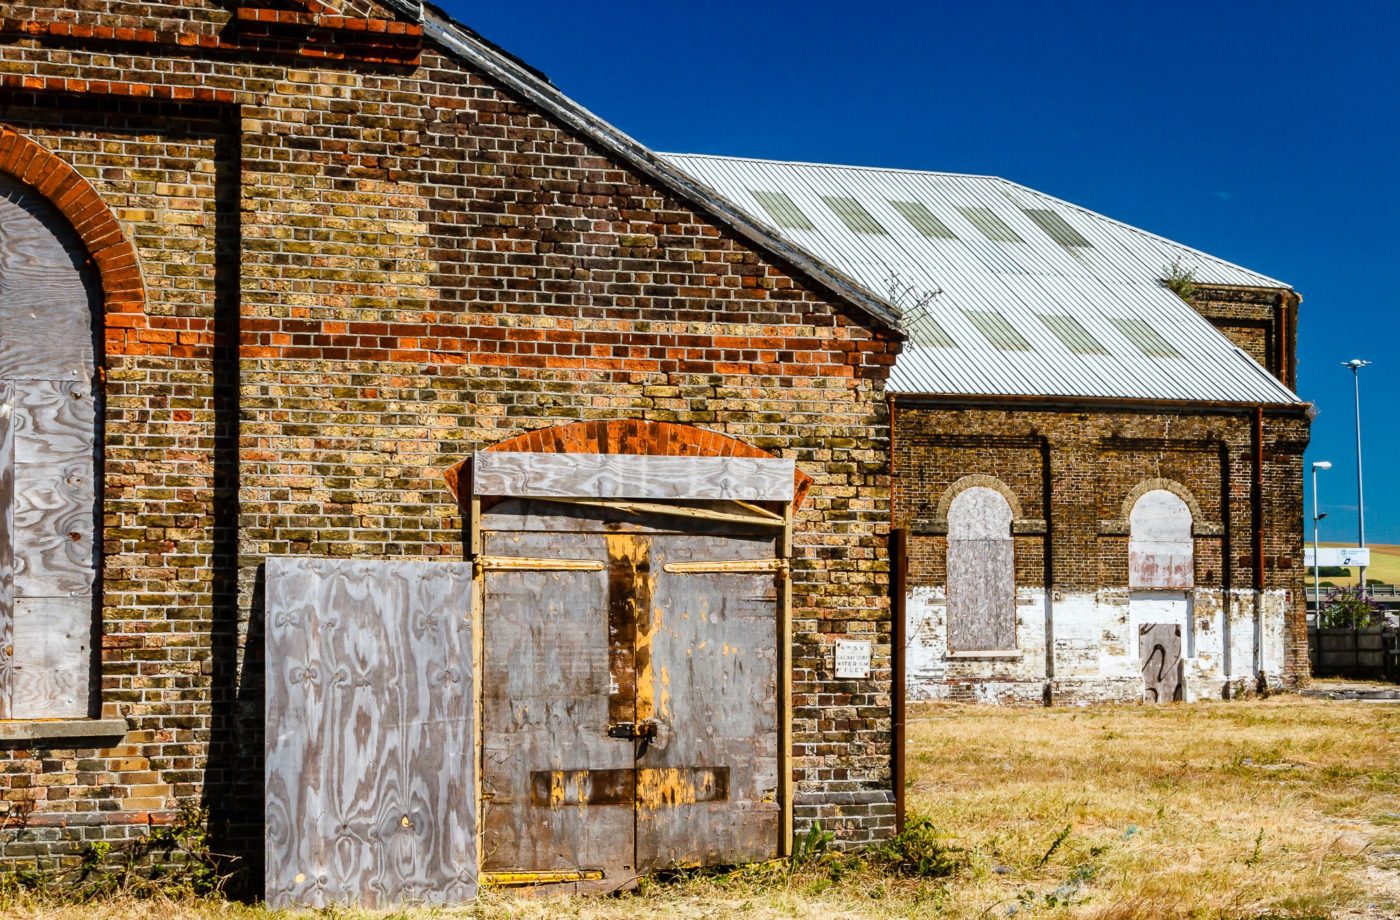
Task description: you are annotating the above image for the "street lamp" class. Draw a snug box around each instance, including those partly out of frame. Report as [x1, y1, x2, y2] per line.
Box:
[1341, 359, 1371, 587]
[1312, 460, 1331, 621]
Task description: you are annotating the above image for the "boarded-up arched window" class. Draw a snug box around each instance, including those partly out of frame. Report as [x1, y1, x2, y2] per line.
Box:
[1129, 489, 1193, 590]
[946, 486, 1016, 653]
[0, 173, 101, 718]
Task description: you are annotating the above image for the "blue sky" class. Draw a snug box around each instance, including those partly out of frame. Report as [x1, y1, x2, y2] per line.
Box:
[444, 1, 1400, 544]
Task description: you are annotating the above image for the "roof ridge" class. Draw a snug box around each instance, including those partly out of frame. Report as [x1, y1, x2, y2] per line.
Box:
[992, 177, 1290, 290]
[661, 152, 999, 181]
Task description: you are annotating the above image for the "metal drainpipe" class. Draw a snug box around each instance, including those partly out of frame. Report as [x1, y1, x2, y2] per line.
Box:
[887, 394, 906, 835]
[1253, 406, 1266, 683]
[1040, 436, 1054, 694]
[1219, 439, 1233, 684]
[891, 527, 907, 836]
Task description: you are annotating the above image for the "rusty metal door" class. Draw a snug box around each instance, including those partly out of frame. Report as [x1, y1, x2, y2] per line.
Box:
[639, 532, 780, 870]
[480, 501, 780, 882]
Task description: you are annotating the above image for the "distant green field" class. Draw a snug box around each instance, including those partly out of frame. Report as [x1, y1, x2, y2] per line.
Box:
[1312, 542, 1400, 587]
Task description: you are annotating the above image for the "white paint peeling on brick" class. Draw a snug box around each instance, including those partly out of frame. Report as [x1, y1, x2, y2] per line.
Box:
[907, 585, 1292, 703]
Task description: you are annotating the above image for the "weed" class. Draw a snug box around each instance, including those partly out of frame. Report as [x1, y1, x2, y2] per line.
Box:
[1035, 823, 1072, 868]
[1161, 258, 1196, 300]
[870, 816, 965, 878]
[788, 820, 833, 872]
[1246, 828, 1266, 866]
[0, 803, 231, 901]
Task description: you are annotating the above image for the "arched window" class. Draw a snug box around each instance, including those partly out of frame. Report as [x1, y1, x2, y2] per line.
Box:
[946, 486, 1016, 652]
[0, 172, 101, 718]
[1128, 489, 1193, 589]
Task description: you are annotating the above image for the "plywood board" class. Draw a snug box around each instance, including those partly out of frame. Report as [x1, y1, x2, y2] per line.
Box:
[0, 382, 13, 716]
[264, 558, 476, 909]
[11, 379, 96, 598]
[946, 488, 1016, 652]
[638, 532, 780, 869]
[9, 596, 90, 719]
[1139, 623, 1183, 703]
[0, 175, 97, 382]
[472, 452, 795, 502]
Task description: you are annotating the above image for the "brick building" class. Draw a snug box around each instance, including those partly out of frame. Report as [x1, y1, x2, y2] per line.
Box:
[0, 0, 1307, 905]
[0, 0, 904, 900]
[674, 155, 1310, 705]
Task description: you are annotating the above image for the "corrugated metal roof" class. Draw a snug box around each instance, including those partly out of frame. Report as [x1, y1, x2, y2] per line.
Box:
[663, 153, 1302, 404]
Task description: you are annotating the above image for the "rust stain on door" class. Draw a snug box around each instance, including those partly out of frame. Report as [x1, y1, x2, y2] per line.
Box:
[636, 767, 730, 809]
[531, 767, 728, 809]
[605, 534, 649, 730]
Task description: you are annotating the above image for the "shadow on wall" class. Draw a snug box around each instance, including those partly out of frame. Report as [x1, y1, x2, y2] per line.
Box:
[198, 118, 265, 899]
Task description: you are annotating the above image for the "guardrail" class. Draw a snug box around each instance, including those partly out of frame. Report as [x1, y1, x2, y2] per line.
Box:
[1307, 584, 1400, 599]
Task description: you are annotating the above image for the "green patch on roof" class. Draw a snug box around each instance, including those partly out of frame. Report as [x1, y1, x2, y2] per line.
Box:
[958, 206, 1023, 243]
[908, 314, 957, 349]
[821, 195, 887, 235]
[750, 190, 814, 230]
[1110, 317, 1183, 358]
[965, 309, 1032, 351]
[889, 200, 957, 239]
[1023, 208, 1092, 247]
[1038, 314, 1108, 355]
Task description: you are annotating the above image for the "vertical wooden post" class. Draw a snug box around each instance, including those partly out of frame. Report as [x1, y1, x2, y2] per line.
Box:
[779, 500, 794, 856]
[891, 527, 907, 836]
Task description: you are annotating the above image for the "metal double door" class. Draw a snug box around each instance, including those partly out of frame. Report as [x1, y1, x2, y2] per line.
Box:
[479, 501, 780, 881]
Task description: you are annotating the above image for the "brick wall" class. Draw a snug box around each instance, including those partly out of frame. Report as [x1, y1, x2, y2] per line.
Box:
[1186, 285, 1300, 390]
[0, 1, 901, 877]
[893, 402, 1311, 701]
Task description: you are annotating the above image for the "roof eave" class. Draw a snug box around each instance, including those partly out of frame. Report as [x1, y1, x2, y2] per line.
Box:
[415, 8, 905, 335]
[890, 391, 1310, 414]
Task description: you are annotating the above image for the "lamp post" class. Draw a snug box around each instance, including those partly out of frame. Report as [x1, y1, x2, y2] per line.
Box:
[1312, 460, 1331, 621]
[1342, 359, 1371, 588]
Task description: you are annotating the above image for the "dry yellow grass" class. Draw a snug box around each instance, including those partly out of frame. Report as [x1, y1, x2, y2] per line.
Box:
[3, 697, 1397, 920]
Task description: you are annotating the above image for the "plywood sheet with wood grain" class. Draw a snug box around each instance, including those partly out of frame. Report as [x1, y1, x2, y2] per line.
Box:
[1139, 622, 1183, 703]
[638, 531, 780, 869]
[480, 527, 635, 876]
[946, 487, 1016, 652]
[10, 379, 96, 599]
[264, 558, 476, 909]
[473, 452, 795, 502]
[0, 174, 97, 382]
[0, 384, 14, 715]
[9, 596, 89, 718]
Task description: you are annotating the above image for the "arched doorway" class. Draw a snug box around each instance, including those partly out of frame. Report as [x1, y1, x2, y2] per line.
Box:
[1128, 487, 1196, 702]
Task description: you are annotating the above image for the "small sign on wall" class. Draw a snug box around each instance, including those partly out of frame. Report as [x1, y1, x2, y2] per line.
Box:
[834, 639, 872, 679]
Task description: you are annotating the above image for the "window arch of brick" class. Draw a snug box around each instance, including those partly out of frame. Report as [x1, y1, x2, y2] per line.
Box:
[443, 419, 814, 508]
[0, 124, 145, 326]
[934, 473, 1024, 524]
[1119, 478, 1203, 526]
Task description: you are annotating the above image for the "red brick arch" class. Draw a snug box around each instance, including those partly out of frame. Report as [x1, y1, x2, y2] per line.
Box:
[445, 419, 812, 507]
[0, 124, 145, 322]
